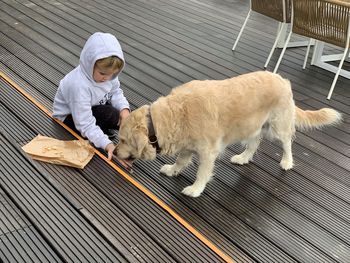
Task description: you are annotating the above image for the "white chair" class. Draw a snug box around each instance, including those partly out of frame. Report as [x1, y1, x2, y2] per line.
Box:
[232, 0, 291, 68]
[274, 0, 350, 100]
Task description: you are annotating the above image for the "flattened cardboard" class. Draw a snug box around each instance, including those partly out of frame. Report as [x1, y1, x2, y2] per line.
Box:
[22, 135, 95, 169]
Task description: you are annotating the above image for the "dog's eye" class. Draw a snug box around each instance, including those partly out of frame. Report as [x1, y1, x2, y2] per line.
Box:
[120, 139, 126, 144]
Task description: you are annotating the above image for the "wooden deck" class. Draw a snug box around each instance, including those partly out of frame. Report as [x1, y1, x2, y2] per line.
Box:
[1, 0, 350, 262]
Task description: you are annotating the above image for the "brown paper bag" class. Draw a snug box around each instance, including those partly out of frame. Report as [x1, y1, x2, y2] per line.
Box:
[22, 135, 95, 169]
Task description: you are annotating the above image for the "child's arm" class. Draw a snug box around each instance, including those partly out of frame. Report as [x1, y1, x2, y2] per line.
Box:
[110, 79, 130, 112]
[118, 108, 130, 125]
[70, 99, 111, 150]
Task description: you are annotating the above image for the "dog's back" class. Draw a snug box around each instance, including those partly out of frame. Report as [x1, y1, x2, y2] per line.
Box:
[165, 71, 294, 145]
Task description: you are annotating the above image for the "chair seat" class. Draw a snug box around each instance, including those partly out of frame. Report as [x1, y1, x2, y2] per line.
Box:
[232, 0, 291, 68]
[274, 0, 350, 100]
[294, 24, 349, 48]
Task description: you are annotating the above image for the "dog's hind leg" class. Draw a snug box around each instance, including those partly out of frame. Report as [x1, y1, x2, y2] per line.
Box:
[273, 110, 295, 170]
[279, 134, 293, 170]
[182, 150, 219, 197]
[160, 150, 192, 177]
[231, 134, 261, 165]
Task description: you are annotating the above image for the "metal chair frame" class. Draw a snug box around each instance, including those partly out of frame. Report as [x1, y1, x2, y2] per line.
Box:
[232, 0, 290, 68]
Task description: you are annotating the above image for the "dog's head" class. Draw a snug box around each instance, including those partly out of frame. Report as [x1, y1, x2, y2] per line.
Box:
[115, 105, 157, 161]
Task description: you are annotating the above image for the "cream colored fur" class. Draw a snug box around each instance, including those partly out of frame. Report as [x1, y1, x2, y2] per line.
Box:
[115, 71, 342, 197]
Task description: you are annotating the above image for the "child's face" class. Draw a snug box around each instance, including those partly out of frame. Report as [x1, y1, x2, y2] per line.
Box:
[93, 66, 119, 83]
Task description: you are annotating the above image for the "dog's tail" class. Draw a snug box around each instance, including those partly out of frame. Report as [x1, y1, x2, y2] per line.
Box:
[295, 106, 342, 131]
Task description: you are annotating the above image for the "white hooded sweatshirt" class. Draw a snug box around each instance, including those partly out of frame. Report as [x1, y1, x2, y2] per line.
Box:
[53, 32, 129, 150]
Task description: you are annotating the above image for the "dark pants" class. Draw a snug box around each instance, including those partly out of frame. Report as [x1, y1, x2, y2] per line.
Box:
[63, 104, 120, 135]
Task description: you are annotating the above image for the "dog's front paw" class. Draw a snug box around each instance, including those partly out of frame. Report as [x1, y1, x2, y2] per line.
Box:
[160, 164, 178, 177]
[230, 155, 250, 165]
[280, 159, 293, 170]
[181, 185, 204, 197]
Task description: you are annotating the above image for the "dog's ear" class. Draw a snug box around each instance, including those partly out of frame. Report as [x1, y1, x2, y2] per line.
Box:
[132, 131, 148, 156]
[132, 130, 157, 160]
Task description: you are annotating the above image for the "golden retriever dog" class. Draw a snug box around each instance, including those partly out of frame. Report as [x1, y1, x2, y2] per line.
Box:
[115, 71, 341, 197]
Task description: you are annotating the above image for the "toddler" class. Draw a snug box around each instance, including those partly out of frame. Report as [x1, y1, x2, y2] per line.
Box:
[53, 32, 131, 167]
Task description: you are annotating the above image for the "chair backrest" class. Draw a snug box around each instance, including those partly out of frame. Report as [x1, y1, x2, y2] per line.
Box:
[251, 0, 291, 23]
[292, 0, 350, 48]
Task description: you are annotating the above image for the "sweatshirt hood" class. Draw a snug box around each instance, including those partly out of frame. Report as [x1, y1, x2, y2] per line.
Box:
[79, 32, 125, 83]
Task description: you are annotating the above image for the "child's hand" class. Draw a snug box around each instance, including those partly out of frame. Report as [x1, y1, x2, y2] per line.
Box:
[119, 108, 130, 125]
[105, 143, 116, 160]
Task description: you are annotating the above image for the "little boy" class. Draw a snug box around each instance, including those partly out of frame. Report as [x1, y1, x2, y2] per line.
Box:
[53, 32, 131, 167]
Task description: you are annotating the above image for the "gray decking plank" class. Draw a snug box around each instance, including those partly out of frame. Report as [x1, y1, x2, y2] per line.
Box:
[1, 0, 350, 262]
[0, 188, 62, 263]
[0, 130, 128, 262]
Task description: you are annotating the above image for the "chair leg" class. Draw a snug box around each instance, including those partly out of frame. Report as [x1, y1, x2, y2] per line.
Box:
[232, 10, 251, 51]
[327, 47, 349, 100]
[303, 38, 313, 69]
[265, 23, 287, 68]
[273, 30, 293, 73]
